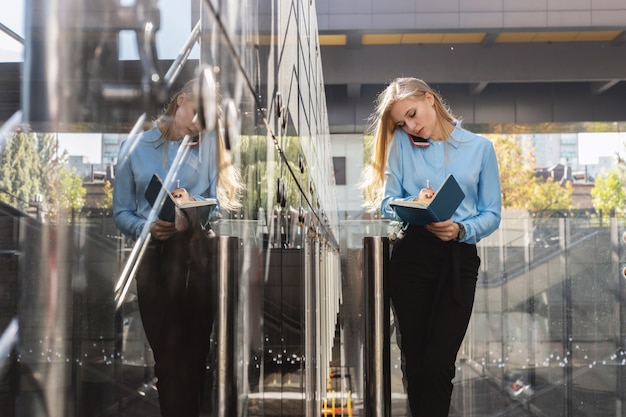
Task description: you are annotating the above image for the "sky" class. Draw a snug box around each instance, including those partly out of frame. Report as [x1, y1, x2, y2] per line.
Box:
[0, 0, 24, 62]
[578, 132, 626, 166]
[57, 133, 102, 164]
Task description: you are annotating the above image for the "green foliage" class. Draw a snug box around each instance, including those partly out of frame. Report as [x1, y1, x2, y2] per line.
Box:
[526, 178, 573, 217]
[489, 134, 573, 216]
[102, 180, 113, 209]
[590, 169, 626, 216]
[0, 131, 41, 208]
[55, 166, 87, 212]
[237, 134, 307, 218]
[0, 131, 86, 221]
[489, 134, 536, 209]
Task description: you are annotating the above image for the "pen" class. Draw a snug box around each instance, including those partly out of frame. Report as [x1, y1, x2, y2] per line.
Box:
[426, 179, 430, 189]
[176, 179, 180, 189]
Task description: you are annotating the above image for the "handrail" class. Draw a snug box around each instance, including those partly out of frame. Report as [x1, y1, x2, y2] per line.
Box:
[0, 22, 24, 44]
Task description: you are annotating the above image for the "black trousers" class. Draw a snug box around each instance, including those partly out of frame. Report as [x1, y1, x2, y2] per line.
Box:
[390, 225, 480, 417]
[135, 231, 217, 417]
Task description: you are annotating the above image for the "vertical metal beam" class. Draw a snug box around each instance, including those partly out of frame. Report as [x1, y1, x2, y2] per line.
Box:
[305, 235, 318, 417]
[612, 218, 624, 416]
[23, 0, 65, 127]
[363, 236, 390, 417]
[216, 236, 238, 417]
[559, 218, 573, 416]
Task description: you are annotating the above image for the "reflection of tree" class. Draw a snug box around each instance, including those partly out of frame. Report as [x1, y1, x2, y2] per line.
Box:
[0, 131, 86, 221]
[590, 169, 626, 218]
[47, 165, 87, 218]
[0, 131, 40, 208]
[490, 134, 536, 209]
[591, 144, 626, 220]
[102, 180, 113, 209]
[490, 134, 572, 218]
[237, 135, 307, 219]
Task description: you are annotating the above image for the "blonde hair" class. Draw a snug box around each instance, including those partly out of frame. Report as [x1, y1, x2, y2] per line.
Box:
[158, 79, 244, 211]
[215, 120, 244, 211]
[157, 79, 197, 140]
[360, 77, 457, 209]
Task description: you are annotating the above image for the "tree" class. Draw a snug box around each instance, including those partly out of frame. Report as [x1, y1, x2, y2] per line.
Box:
[590, 169, 626, 217]
[526, 177, 573, 216]
[102, 180, 113, 209]
[47, 166, 87, 219]
[489, 134, 536, 208]
[0, 131, 86, 221]
[0, 131, 41, 209]
[489, 134, 573, 216]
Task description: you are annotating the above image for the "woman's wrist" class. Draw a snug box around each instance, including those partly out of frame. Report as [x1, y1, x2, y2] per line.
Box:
[455, 222, 466, 240]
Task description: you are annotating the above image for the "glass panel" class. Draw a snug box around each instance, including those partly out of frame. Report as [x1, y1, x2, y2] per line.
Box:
[1, 0, 338, 416]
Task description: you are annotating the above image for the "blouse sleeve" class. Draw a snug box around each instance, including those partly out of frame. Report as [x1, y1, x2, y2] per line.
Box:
[112, 141, 146, 240]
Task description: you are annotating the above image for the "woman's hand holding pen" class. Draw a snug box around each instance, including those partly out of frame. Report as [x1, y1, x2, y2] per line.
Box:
[172, 182, 196, 232]
[172, 187, 194, 203]
[413, 183, 435, 204]
[172, 179, 194, 203]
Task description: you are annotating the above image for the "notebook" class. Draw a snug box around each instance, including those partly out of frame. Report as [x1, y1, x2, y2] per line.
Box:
[144, 174, 217, 222]
[389, 174, 465, 226]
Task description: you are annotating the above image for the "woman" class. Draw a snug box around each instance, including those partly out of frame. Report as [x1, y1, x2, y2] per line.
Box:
[113, 79, 241, 417]
[361, 77, 501, 416]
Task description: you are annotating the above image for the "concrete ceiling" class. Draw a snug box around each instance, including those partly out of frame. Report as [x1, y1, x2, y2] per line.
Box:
[317, 29, 626, 132]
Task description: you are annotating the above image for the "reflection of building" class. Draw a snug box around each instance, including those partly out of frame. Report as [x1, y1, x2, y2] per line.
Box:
[527, 132, 623, 179]
[68, 155, 93, 178]
[66, 134, 122, 181]
[102, 133, 124, 166]
[83, 182, 109, 209]
[65, 134, 119, 210]
[535, 163, 595, 209]
[331, 134, 364, 219]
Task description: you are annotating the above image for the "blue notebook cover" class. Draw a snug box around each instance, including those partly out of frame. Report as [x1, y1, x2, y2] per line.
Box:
[390, 174, 465, 226]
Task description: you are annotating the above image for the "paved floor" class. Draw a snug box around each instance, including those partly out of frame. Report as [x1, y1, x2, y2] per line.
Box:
[110, 361, 537, 417]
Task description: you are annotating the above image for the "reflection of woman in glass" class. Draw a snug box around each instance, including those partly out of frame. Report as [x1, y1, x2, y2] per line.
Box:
[361, 77, 501, 417]
[113, 79, 241, 417]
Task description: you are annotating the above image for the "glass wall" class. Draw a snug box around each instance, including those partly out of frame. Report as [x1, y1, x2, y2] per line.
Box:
[339, 215, 626, 417]
[462, 216, 626, 417]
[1, 0, 339, 416]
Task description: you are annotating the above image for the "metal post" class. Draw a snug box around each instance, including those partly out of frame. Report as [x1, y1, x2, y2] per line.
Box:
[305, 235, 318, 417]
[611, 218, 624, 416]
[363, 236, 390, 417]
[215, 236, 238, 417]
[559, 218, 573, 416]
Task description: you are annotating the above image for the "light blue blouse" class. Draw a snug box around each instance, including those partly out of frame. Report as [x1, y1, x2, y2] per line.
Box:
[381, 123, 502, 244]
[113, 125, 219, 240]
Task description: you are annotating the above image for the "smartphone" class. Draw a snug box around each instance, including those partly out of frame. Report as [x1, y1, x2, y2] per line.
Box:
[409, 134, 429, 147]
